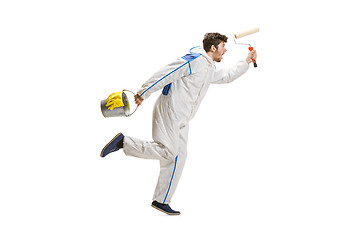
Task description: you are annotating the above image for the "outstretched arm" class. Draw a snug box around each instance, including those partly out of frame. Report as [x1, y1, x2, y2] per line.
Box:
[136, 57, 191, 100]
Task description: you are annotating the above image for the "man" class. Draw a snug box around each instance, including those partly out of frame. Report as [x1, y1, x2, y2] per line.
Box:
[100, 33, 257, 215]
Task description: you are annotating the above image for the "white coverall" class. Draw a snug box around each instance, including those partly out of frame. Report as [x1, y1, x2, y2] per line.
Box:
[123, 46, 249, 204]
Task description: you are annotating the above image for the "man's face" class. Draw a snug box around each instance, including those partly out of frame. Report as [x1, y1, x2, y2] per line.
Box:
[213, 41, 227, 62]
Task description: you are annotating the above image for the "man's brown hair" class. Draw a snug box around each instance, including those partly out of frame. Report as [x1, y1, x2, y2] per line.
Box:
[203, 33, 228, 52]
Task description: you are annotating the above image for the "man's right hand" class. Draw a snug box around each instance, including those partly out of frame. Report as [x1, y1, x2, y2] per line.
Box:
[246, 50, 257, 64]
[134, 94, 144, 106]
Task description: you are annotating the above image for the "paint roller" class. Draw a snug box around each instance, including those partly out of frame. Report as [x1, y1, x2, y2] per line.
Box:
[234, 27, 259, 67]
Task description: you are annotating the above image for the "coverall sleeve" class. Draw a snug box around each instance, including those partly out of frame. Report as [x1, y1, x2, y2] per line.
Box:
[211, 59, 250, 84]
[137, 58, 190, 99]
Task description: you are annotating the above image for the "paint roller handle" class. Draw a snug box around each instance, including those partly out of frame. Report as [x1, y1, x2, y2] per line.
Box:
[248, 47, 257, 68]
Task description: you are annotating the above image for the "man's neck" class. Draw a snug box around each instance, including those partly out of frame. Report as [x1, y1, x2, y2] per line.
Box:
[206, 52, 215, 61]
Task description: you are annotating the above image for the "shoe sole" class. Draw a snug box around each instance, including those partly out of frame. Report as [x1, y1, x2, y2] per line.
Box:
[100, 132, 123, 158]
[151, 204, 181, 215]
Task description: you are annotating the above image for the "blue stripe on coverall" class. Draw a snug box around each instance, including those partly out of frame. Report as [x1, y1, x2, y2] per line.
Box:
[163, 155, 178, 204]
[162, 83, 172, 95]
[140, 52, 201, 97]
[162, 53, 201, 95]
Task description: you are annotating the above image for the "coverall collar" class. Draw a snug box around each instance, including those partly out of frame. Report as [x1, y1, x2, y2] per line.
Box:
[189, 46, 215, 65]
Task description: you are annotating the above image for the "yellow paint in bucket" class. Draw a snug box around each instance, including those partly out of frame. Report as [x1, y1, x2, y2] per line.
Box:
[106, 91, 125, 110]
[100, 90, 137, 118]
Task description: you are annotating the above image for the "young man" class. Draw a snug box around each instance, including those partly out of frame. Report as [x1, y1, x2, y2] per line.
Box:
[101, 33, 257, 215]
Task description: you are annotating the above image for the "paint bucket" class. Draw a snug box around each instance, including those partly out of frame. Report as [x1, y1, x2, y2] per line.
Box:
[100, 89, 138, 118]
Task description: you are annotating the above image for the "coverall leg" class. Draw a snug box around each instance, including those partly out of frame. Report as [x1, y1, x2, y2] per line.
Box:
[152, 122, 188, 204]
[122, 98, 189, 204]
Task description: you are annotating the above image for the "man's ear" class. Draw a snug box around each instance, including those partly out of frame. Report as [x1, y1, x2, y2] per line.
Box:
[210, 45, 217, 52]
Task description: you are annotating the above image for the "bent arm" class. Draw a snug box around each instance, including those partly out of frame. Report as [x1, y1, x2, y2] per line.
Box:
[211, 59, 250, 84]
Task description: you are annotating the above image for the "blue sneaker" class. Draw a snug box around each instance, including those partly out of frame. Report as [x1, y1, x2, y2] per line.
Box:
[100, 132, 124, 158]
[151, 201, 181, 215]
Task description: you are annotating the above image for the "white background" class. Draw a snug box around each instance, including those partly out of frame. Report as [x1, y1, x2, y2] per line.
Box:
[1, 0, 359, 239]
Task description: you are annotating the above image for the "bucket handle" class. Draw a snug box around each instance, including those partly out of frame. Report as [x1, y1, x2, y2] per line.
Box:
[123, 89, 138, 117]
